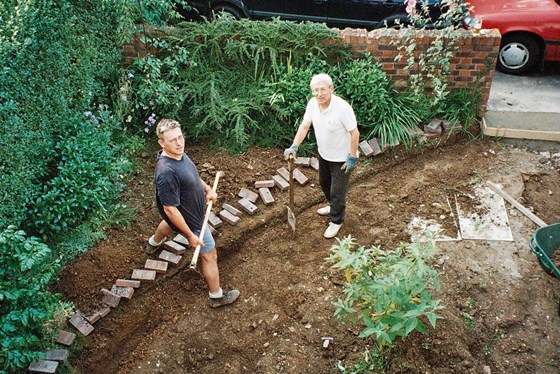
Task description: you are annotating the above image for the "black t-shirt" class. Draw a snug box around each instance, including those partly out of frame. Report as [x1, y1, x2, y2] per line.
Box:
[155, 152, 205, 232]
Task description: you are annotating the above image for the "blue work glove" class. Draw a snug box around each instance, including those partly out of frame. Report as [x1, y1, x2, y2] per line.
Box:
[283, 144, 298, 160]
[341, 154, 358, 174]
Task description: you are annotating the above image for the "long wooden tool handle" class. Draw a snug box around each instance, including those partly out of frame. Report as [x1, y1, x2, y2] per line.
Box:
[289, 154, 294, 208]
[190, 171, 223, 269]
[486, 181, 547, 228]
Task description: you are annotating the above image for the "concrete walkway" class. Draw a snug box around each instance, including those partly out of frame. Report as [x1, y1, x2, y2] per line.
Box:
[483, 63, 560, 149]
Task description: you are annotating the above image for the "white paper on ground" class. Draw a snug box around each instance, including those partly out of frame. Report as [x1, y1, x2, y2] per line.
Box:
[455, 187, 513, 241]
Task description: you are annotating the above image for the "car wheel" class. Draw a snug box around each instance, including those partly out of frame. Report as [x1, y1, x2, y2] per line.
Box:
[212, 5, 243, 20]
[497, 34, 540, 75]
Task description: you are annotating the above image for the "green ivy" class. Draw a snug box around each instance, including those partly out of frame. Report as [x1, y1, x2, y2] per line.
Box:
[0, 227, 69, 372]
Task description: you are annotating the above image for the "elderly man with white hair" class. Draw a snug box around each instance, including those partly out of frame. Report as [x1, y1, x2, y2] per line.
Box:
[284, 73, 360, 239]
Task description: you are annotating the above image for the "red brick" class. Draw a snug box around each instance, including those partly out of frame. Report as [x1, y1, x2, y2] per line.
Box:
[116, 279, 141, 288]
[96, 306, 111, 317]
[145, 259, 168, 273]
[239, 197, 258, 215]
[132, 269, 157, 281]
[293, 168, 309, 186]
[276, 167, 290, 181]
[101, 288, 121, 308]
[368, 138, 383, 156]
[238, 187, 259, 203]
[159, 249, 182, 265]
[111, 285, 135, 299]
[294, 157, 311, 167]
[85, 313, 101, 324]
[223, 203, 243, 217]
[219, 209, 240, 225]
[359, 140, 374, 157]
[56, 330, 76, 346]
[310, 157, 319, 171]
[424, 118, 443, 134]
[172, 233, 190, 246]
[272, 175, 289, 191]
[258, 187, 275, 205]
[208, 211, 223, 228]
[69, 311, 94, 336]
[45, 349, 69, 362]
[164, 240, 186, 255]
[28, 360, 58, 373]
[254, 180, 275, 189]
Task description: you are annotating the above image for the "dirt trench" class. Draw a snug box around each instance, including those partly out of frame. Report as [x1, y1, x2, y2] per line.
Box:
[54, 136, 560, 373]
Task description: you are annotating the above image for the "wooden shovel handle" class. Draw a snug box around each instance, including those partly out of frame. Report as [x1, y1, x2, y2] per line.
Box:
[189, 171, 223, 270]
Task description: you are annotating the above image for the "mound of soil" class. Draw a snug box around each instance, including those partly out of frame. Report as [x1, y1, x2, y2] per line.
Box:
[53, 136, 560, 373]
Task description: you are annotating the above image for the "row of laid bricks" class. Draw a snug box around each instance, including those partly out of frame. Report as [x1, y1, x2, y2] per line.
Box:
[358, 119, 461, 157]
[28, 156, 319, 373]
[29, 134, 434, 372]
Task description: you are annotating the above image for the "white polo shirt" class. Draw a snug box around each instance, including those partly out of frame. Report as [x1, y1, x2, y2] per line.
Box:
[303, 94, 357, 162]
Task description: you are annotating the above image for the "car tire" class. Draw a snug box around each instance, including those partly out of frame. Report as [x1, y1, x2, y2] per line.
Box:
[212, 5, 243, 20]
[497, 34, 540, 75]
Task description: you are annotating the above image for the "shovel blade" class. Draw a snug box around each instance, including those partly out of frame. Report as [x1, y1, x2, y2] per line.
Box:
[287, 207, 296, 234]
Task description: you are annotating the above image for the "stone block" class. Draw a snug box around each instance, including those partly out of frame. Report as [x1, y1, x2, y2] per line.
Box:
[223, 203, 243, 217]
[258, 187, 275, 205]
[164, 240, 186, 255]
[293, 168, 309, 186]
[132, 269, 157, 281]
[208, 211, 223, 228]
[276, 167, 289, 182]
[111, 285, 135, 300]
[239, 198, 258, 215]
[172, 233, 190, 247]
[145, 259, 168, 273]
[294, 157, 311, 167]
[69, 311, 94, 336]
[45, 349, 69, 362]
[310, 157, 319, 171]
[116, 279, 141, 288]
[272, 175, 289, 191]
[359, 140, 374, 157]
[101, 288, 121, 308]
[255, 180, 275, 189]
[219, 209, 240, 225]
[208, 224, 217, 235]
[28, 360, 58, 373]
[238, 187, 259, 203]
[368, 138, 383, 156]
[159, 249, 182, 265]
[56, 330, 76, 346]
[442, 120, 462, 133]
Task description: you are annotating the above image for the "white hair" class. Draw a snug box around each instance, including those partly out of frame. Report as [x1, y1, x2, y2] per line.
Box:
[310, 73, 333, 88]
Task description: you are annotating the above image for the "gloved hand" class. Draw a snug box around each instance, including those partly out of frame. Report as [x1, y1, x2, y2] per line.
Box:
[340, 154, 358, 174]
[283, 144, 298, 160]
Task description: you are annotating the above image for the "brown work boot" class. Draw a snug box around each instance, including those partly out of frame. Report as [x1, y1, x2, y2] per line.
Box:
[209, 289, 240, 308]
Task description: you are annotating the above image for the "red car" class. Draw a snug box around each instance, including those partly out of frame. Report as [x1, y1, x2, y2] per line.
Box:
[464, 0, 560, 74]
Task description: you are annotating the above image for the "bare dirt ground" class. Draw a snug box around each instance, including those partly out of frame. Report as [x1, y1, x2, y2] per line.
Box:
[53, 133, 560, 373]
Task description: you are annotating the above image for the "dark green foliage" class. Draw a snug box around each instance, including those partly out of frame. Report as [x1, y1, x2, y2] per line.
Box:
[131, 16, 349, 153]
[0, 227, 66, 372]
[433, 87, 482, 133]
[335, 56, 427, 148]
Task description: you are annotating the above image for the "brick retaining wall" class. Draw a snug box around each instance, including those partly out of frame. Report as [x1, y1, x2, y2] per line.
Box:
[122, 27, 501, 113]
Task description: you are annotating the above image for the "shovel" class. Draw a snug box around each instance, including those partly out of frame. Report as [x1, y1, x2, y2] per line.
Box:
[287, 154, 296, 237]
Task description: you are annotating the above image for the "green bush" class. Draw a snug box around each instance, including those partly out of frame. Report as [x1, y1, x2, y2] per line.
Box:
[0, 227, 69, 372]
[327, 237, 444, 348]
[335, 56, 427, 147]
[130, 17, 349, 152]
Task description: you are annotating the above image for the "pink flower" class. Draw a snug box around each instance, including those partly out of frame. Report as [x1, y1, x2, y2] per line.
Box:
[405, 0, 417, 15]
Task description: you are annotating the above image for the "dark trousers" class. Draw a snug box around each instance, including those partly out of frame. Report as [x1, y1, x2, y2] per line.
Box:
[318, 155, 351, 225]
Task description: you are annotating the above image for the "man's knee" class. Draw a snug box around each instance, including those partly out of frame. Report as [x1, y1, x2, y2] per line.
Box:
[200, 248, 218, 263]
